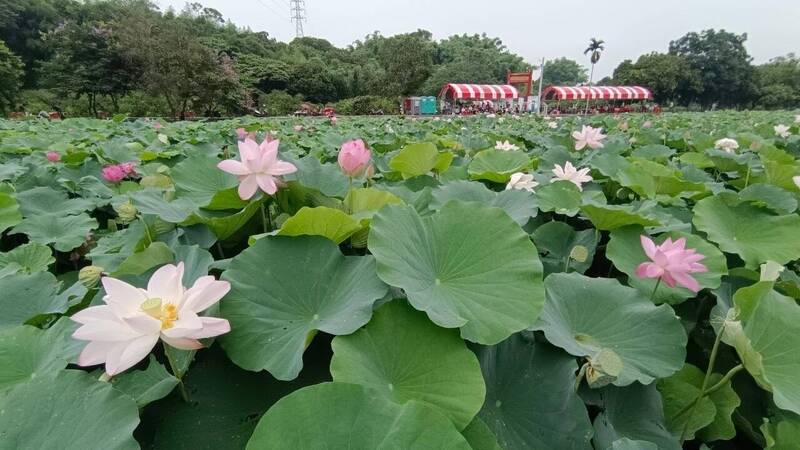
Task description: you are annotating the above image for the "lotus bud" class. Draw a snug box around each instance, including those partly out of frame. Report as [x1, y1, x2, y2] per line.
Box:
[115, 202, 138, 224]
[79, 265, 105, 288]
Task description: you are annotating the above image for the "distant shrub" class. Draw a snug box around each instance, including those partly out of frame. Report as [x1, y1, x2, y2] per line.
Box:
[334, 96, 399, 115]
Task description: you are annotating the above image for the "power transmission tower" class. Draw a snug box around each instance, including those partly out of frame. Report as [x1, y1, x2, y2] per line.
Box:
[289, 0, 306, 38]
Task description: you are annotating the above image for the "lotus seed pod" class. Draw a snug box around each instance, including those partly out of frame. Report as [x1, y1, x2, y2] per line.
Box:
[79, 265, 105, 288]
[115, 202, 138, 224]
[585, 349, 623, 388]
[569, 245, 589, 263]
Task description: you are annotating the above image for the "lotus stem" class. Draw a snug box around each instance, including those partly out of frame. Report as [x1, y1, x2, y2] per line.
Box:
[680, 321, 726, 443]
[650, 278, 662, 302]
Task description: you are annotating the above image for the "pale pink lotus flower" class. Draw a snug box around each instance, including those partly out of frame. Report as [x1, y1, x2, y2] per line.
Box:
[793, 175, 800, 190]
[774, 124, 791, 138]
[552, 162, 593, 191]
[236, 128, 248, 140]
[572, 125, 606, 150]
[486, 113, 496, 118]
[218, 138, 297, 200]
[714, 138, 739, 153]
[642, 120, 653, 128]
[330, 116, 338, 125]
[154, 122, 163, 130]
[506, 172, 538, 192]
[635, 235, 708, 293]
[795, 115, 800, 124]
[46, 151, 61, 162]
[71, 263, 231, 376]
[338, 139, 371, 177]
[495, 140, 519, 151]
[293, 125, 303, 132]
[102, 165, 126, 183]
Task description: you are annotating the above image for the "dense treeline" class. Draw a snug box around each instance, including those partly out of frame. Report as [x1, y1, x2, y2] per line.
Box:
[0, 0, 797, 117]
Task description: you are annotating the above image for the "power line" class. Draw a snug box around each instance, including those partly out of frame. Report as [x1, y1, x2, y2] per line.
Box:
[254, 0, 289, 21]
[289, 0, 306, 38]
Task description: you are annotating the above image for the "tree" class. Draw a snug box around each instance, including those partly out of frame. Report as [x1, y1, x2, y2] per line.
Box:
[754, 54, 800, 109]
[40, 20, 137, 115]
[537, 57, 587, 88]
[0, 40, 24, 112]
[583, 38, 604, 111]
[375, 31, 435, 96]
[612, 53, 702, 104]
[668, 29, 756, 108]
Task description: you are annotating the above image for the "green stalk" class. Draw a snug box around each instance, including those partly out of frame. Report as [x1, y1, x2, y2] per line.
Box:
[165, 346, 190, 402]
[680, 322, 726, 443]
[650, 278, 662, 302]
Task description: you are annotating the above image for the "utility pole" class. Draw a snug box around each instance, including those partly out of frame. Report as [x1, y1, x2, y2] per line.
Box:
[290, 0, 306, 38]
[537, 57, 546, 115]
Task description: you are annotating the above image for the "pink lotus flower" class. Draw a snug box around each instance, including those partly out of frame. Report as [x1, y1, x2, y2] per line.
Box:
[119, 162, 137, 176]
[154, 122, 163, 130]
[572, 125, 606, 150]
[643, 120, 653, 128]
[46, 151, 61, 162]
[330, 116, 338, 125]
[102, 165, 126, 183]
[635, 235, 708, 293]
[71, 262, 231, 376]
[217, 138, 297, 200]
[236, 128, 256, 141]
[551, 161, 593, 191]
[338, 139, 371, 177]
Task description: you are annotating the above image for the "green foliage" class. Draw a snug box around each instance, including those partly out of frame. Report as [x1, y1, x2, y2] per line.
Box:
[0, 40, 23, 112]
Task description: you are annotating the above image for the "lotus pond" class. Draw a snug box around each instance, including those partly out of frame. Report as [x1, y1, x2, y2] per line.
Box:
[0, 112, 799, 449]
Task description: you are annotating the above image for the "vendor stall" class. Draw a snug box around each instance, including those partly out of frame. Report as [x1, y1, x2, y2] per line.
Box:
[438, 83, 520, 114]
[541, 85, 654, 114]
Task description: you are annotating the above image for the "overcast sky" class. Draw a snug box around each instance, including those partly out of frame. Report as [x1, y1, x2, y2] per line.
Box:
[158, 0, 799, 79]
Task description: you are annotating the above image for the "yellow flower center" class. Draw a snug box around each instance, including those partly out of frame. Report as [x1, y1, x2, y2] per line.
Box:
[141, 298, 179, 330]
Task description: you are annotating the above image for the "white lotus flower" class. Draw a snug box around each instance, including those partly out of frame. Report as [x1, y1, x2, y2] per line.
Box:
[495, 140, 519, 151]
[795, 114, 800, 123]
[486, 113, 496, 118]
[547, 121, 558, 129]
[774, 124, 791, 138]
[714, 138, 740, 153]
[793, 175, 800, 190]
[572, 125, 606, 150]
[71, 263, 231, 376]
[506, 172, 538, 192]
[552, 162, 593, 191]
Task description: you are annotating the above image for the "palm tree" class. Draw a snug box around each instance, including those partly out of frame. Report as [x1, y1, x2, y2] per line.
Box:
[583, 38, 605, 113]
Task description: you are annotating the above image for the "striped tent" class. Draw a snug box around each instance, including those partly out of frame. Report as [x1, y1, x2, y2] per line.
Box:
[439, 84, 519, 100]
[542, 86, 652, 101]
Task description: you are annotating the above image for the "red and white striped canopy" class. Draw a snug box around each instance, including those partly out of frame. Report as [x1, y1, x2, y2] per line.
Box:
[542, 86, 652, 101]
[439, 84, 519, 100]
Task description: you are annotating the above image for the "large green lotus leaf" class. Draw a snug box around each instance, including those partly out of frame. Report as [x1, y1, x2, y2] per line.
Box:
[129, 188, 196, 223]
[468, 149, 530, 183]
[14, 186, 94, 217]
[592, 383, 681, 450]
[86, 221, 147, 272]
[693, 196, 800, 268]
[698, 372, 740, 442]
[221, 235, 388, 380]
[607, 438, 658, 450]
[172, 153, 242, 208]
[760, 147, 800, 192]
[580, 203, 660, 230]
[368, 202, 544, 345]
[430, 180, 537, 226]
[475, 334, 593, 449]
[246, 382, 472, 450]
[185, 199, 261, 240]
[606, 226, 727, 304]
[0, 242, 53, 275]
[0, 322, 74, 393]
[277, 206, 360, 244]
[0, 192, 22, 233]
[655, 365, 718, 441]
[389, 142, 441, 178]
[535, 181, 583, 216]
[0, 271, 65, 329]
[111, 355, 178, 408]
[617, 159, 706, 199]
[286, 155, 350, 197]
[761, 410, 800, 450]
[533, 273, 686, 386]
[461, 418, 503, 450]
[112, 241, 174, 277]
[728, 281, 800, 414]
[532, 220, 598, 276]
[330, 300, 485, 429]
[144, 344, 330, 450]
[0, 370, 139, 450]
[11, 213, 97, 252]
[739, 183, 798, 215]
